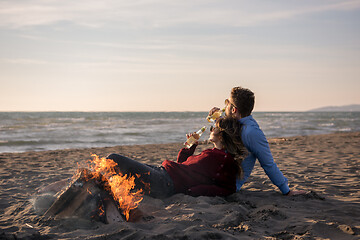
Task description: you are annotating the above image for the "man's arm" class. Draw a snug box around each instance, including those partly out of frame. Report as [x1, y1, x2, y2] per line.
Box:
[236, 153, 256, 191]
[247, 128, 290, 195]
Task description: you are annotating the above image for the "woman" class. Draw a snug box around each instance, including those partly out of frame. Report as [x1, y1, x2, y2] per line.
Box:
[107, 116, 245, 198]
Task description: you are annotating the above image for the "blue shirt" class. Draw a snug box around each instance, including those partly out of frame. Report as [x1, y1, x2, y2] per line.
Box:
[236, 115, 290, 194]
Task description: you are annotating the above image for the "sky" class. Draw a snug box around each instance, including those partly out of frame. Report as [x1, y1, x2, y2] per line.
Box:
[0, 0, 359, 112]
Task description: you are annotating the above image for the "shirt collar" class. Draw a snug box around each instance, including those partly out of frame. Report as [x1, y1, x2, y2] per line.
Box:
[239, 115, 253, 124]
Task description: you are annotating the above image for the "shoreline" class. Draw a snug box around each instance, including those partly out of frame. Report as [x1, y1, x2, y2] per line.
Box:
[1, 131, 359, 239]
[1, 111, 359, 154]
[1, 130, 359, 155]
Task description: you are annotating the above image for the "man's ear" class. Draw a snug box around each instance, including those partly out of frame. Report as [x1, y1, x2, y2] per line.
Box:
[232, 107, 242, 118]
[231, 107, 237, 114]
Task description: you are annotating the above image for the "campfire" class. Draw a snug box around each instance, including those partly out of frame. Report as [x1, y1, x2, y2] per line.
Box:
[44, 155, 145, 223]
[89, 154, 144, 221]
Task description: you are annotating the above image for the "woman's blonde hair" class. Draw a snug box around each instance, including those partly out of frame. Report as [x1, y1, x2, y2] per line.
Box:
[216, 116, 246, 178]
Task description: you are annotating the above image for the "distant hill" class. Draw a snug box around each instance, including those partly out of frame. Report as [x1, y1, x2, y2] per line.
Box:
[308, 104, 360, 112]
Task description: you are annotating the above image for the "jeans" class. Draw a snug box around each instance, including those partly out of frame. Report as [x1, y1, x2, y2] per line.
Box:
[107, 153, 175, 199]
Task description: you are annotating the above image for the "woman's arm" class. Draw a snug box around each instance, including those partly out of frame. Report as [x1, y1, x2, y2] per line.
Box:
[177, 143, 197, 163]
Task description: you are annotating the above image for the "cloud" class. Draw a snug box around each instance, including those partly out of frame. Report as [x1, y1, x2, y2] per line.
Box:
[0, 0, 360, 29]
[242, 0, 360, 26]
[0, 0, 110, 28]
[0, 58, 50, 65]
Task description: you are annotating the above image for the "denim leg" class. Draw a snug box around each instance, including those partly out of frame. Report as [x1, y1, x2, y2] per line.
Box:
[146, 165, 175, 199]
[107, 153, 153, 176]
[107, 153, 174, 199]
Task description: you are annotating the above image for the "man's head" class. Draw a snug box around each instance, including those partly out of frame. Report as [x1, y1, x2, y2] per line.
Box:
[225, 87, 255, 119]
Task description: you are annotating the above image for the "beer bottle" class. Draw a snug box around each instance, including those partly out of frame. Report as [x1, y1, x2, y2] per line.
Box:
[206, 108, 225, 122]
[184, 126, 206, 148]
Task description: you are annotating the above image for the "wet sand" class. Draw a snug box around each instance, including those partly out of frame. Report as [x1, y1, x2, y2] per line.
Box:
[0, 132, 359, 239]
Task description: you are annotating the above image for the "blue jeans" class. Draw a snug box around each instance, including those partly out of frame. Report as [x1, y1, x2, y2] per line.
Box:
[107, 153, 175, 199]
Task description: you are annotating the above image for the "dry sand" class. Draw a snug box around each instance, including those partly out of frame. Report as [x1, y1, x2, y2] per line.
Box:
[0, 132, 359, 240]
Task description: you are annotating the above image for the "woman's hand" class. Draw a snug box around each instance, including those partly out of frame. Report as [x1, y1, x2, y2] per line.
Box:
[186, 132, 199, 144]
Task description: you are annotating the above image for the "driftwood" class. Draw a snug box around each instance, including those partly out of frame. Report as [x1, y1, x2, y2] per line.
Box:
[44, 169, 124, 224]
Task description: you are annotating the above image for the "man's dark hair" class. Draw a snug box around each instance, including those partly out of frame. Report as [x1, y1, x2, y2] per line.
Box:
[231, 87, 255, 117]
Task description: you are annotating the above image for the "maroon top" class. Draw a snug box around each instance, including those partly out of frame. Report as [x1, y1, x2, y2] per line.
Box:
[162, 144, 238, 197]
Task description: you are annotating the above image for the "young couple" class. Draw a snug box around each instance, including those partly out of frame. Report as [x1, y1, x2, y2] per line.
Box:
[108, 86, 305, 198]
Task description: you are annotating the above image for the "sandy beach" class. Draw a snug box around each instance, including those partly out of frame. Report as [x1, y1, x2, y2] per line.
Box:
[0, 131, 359, 239]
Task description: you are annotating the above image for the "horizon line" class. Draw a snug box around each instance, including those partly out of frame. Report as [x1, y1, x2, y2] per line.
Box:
[0, 110, 304, 112]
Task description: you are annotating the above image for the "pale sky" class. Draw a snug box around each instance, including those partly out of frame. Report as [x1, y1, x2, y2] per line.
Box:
[0, 0, 359, 112]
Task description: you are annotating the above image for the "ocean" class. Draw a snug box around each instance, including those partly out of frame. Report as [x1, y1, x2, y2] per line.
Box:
[0, 111, 359, 153]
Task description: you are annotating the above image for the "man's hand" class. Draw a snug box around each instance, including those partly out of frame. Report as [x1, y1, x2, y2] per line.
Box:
[287, 190, 307, 196]
[209, 107, 220, 116]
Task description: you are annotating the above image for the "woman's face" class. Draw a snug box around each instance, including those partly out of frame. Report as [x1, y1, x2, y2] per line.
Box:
[209, 126, 221, 144]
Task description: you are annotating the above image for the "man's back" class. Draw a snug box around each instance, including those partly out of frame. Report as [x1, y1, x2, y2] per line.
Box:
[237, 115, 290, 194]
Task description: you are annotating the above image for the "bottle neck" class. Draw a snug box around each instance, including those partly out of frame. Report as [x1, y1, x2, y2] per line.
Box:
[196, 127, 206, 135]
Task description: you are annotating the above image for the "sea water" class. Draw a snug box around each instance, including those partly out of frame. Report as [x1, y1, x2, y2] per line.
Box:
[0, 112, 359, 153]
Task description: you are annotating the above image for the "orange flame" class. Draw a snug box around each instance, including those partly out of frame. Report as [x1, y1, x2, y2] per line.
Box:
[98, 203, 105, 218]
[89, 154, 144, 221]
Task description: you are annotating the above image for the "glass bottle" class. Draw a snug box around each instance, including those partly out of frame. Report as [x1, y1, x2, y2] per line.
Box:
[184, 126, 206, 148]
[206, 108, 225, 122]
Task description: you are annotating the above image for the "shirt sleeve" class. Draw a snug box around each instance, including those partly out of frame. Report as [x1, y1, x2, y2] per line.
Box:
[236, 153, 256, 191]
[177, 144, 197, 163]
[247, 128, 290, 195]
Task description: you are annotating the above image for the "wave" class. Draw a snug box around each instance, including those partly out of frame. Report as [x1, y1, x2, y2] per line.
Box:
[0, 112, 359, 153]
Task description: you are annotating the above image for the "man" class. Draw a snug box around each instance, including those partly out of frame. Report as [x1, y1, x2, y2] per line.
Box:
[209, 87, 304, 196]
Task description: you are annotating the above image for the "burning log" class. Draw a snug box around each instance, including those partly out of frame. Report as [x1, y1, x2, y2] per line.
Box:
[44, 154, 146, 223]
[44, 169, 125, 224]
[88, 154, 144, 221]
